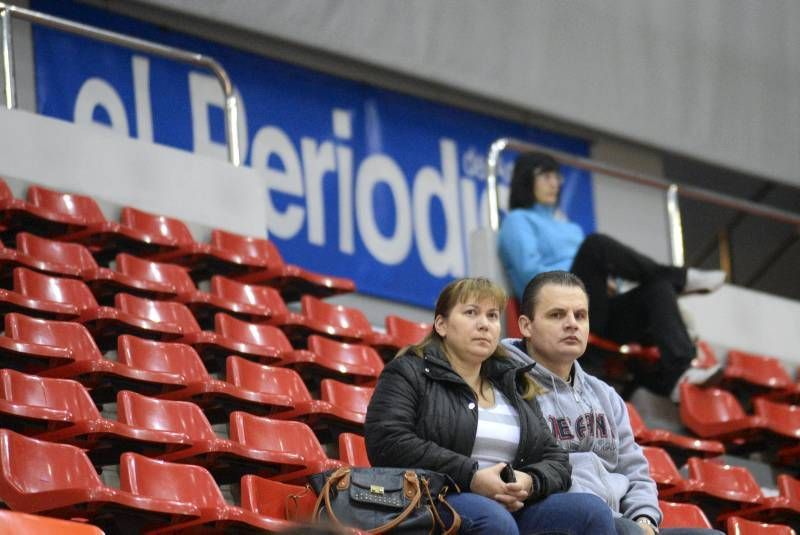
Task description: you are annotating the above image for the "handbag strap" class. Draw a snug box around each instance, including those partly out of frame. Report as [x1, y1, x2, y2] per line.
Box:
[285, 484, 313, 521]
[312, 467, 423, 534]
[421, 478, 461, 535]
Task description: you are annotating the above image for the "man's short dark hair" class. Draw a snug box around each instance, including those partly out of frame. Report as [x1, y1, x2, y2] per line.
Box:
[520, 271, 588, 318]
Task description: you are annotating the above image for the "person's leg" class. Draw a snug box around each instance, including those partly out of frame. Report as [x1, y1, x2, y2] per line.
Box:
[570, 234, 685, 333]
[614, 516, 645, 535]
[514, 492, 616, 535]
[660, 529, 726, 535]
[606, 281, 696, 396]
[439, 492, 519, 535]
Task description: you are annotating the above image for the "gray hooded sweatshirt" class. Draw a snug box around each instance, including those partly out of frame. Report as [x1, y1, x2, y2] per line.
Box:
[501, 337, 661, 525]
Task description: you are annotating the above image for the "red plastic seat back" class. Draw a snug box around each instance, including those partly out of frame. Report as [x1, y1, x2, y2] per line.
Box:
[753, 397, 800, 432]
[5, 313, 103, 363]
[13, 268, 99, 310]
[210, 276, 282, 310]
[0, 510, 105, 534]
[777, 474, 800, 504]
[119, 451, 224, 510]
[116, 390, 216, 441]
[115, 293, 200, 333]
[320, 379, 373, 415]
[16, 232, 99, 271]
[658, 501, 713, 529]
[725, 350, 793, 389]
[0, 429, 103, 503]
[226, 356, 311, 403]
[115, 254, 195, 293]
[0, 368, 100, 420]
[307, 335, 384, 371]
[641, 446, 682, 485]
[215, 313, 293, 352]
[0, 178, 12, 202]
[210, 229, 284, 268]
[625, 402, 647, 437]
[385, 315, 431, 348]
[301, 295, 373, 337]
[725, 516, 796, 534]
[679, 383, 749, 423]
[339, 433, 370, 467]
[117, 335, 208, 382]
[686, 457, 763, 503]
[240, 474, 316, 521]
[120, 206, 196, 247]
[505, 298, 523, 338]
[27, 185, 107, 225]
[229, 412, 328, 462]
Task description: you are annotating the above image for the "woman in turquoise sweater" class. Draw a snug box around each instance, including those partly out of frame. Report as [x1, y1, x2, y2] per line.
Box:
[497, 152, 725, 400]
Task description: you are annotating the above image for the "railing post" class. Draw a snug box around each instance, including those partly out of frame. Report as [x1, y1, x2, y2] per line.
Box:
[486, 138, 508, 232]
[225, 94, 240, 167]
[1, 5, 16, 110]
[666, 184, 685, 267]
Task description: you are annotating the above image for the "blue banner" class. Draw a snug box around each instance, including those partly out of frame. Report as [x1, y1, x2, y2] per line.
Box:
[31, 0, 593, 308]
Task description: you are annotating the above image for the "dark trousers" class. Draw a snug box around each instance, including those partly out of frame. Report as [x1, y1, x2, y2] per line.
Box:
[570, 234, 695, 395]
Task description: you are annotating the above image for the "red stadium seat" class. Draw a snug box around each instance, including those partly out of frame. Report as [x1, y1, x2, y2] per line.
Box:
[679, 383, 769, 449]
[722, 350, 794, 408]
[660, 457, 764, 525]
[0, 368, 73, 434]
[211, 228, 355, 301]
[213, 312, 297, 365]
[0, 313, 74, 373]
[228, 411, 345, 484]
[116, 392, 304, 484]
[726, 516, 796, 535]
[6, 313, 184, 403]
[339, 432, 370, 467]
[385, 314, 431, 348]
[0, 232, 94, 284]
[119, 452, 293, 534]
[299, 295, 395, 350]
[641, 446, 685, 491]
[0, 510, 106, 535]
[118, 337, 292, 423]
[0, 429, 199, 531]
[736, 474, 800, 530]
[0, 185, 103, 241]
[208, 276, 278, 322]
[240, 474, 317, 522]
[0, 267, 83, 320]
[281, 334, 383, 386]
[81, 252, 178, 304]
[658, 500, 714, 529]
[626, 402, 724, 466]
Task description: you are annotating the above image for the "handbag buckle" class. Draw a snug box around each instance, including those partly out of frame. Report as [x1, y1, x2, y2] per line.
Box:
[370, 485, 385, 494]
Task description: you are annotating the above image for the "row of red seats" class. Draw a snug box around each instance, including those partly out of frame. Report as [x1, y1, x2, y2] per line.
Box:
[0, 179, 355, 299]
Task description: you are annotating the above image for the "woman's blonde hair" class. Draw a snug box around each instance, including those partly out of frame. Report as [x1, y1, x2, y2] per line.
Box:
[404, 277, 543, 399]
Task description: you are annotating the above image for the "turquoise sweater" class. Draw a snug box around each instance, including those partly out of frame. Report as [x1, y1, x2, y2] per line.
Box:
[498, 204, 585, 299]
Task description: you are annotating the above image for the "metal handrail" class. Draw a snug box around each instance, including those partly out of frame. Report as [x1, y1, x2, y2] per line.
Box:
[0, 2, 241, 166]
[486, 137, 800, 267]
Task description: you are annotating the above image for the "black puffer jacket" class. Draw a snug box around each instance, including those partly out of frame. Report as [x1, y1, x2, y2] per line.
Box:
[364, 343, 571, 500]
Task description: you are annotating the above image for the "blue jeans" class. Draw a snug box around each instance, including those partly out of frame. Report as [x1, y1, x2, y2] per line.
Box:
[441, 491, 616, 535]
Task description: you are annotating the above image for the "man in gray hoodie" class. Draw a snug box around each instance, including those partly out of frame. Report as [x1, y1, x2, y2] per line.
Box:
[501, 271, 723, 535]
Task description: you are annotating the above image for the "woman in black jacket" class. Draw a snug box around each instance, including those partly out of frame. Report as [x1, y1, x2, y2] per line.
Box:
[365, 277, 615, 535]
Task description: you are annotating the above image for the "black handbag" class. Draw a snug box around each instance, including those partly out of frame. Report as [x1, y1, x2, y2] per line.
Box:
[309, 466, 461, 534]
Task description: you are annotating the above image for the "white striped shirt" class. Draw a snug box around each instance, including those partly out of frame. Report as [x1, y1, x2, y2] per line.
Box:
[472, 386, 521, 469]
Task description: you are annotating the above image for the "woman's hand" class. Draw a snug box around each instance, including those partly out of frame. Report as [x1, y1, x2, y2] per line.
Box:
[469, 464, 531, 512]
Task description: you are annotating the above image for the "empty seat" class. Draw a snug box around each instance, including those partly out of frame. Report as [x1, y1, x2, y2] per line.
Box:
[339, 432, 370, 467]
[213, 312, 295, 365]
[282, 334, 383, 386]
[385, 314, 431, 348]
[0, 312, 74, 373]
[679, 383, 769, 449]
[119, 452, 294, 534]
[660, 457, 764, 525]
[229, 411, 345, 484]
[726, 516, 796, 535]
[0, 368, 72, 434]
[7, 313, 185, 403]
[81, 252, 178, 305]
[0, 185, 101, 242]
[0, 429, 199, 531]
[119, 337, 292, 423]
[116, 392, 304, 484]
[212, 228, 355, 301]
[0, 267, 83, 320]
[722, 350, 794, 408]
[240, 474, 317, 522]
[658, 500, 714, 529]
[299, 295, 396, 350]
[641, 446, 684, 491]
[737, 474, 800, 530]
[0, 232, 94, 283]
[753, 397, 800, 444]
[0, 510, 105, 535]
[627, 402, 724, 466]
[0, 372, 190, 466]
